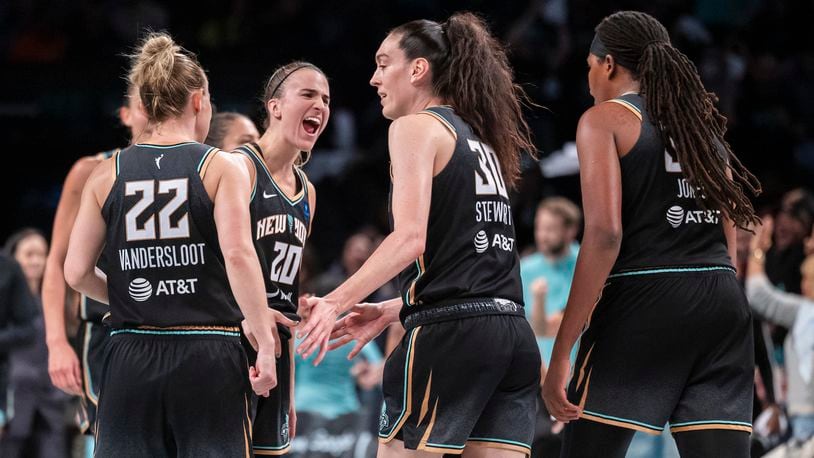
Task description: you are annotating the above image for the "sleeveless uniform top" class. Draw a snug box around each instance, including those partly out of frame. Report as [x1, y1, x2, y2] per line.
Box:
[80, 149, 117, 322]
[391, 106, 523, 324]
[235, 142, 310, 321]
[609, 93, 731, 275]
[101, 142, 242, 328]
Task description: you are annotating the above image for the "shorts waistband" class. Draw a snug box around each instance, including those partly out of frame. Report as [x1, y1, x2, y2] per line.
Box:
[402, 298, 524, 330]
[608, 266, 735, 279]
[110, 325, 241, 338]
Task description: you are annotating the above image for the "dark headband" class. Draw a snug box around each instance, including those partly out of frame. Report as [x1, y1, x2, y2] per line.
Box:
[589, 34, 609, 58]
[269, 65, 311, 99]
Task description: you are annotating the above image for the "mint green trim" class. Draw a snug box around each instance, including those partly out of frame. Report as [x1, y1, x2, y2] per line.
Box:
[403, 259, 423, 307]
[110, 329, 239, 337]
[136, 142, 198, 149]
[197, 147, 217, 172]
[253, 441, 291, 450]
[426, 442, 465, 450]
[608, 266, 734, 279]
[670, 420, 752, 428]
[468, 437, 531, 449]
[583, 410, 663, 431]
[82, 322, 98, 403]
[378, 327, 419, 438]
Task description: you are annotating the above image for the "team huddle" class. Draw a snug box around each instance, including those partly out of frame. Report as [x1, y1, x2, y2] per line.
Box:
[42, 9, 761, 458]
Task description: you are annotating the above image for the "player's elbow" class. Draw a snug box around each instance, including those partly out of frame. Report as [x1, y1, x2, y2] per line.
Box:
[586, 222, 622, 251]
[222, 245, 257, 271]
[400, 230, 426, 260]
[64, 259, 88, 292]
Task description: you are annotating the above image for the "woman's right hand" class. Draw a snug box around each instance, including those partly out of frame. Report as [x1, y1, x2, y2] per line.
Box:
[47, 339, 83, 396]
[542, 356, 581, 422]
[250, 344, 278, 397]
[329, 302, 392, 359]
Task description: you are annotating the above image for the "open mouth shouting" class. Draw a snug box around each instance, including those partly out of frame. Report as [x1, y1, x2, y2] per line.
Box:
[303, 116, 322, 136]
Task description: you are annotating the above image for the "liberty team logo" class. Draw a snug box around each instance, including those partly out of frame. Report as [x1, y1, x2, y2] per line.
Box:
[379, 403, 389, 431]
[281, 413, 290, 443]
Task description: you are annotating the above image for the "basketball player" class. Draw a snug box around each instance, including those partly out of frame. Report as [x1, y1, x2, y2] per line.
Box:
[233, 61, 326, 455]
[206, 112, 260, 151]
[540, 11, 762, 457]
[301, 13, 541, 457]
[64, 32, 289, 455]
[42, 83, 147, 436]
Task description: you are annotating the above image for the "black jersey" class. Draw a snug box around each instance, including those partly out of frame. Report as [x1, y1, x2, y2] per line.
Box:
[101, 142, 242, 328]
[392, 106, 523, 323]
[80, 149, 119, 322]
[235, 143, 310, 319]
[610, 93, 731, 274]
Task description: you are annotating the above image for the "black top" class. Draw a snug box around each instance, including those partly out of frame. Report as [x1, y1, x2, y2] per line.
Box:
[101, 142, 242, 328]
[81, 148, 118, 323]
[610, 93, 731, 274]
[0, 255, 36, 350]
[391, 106, 523, 323]
[0, 255, 36, 410]
[236, 143, 310, 321]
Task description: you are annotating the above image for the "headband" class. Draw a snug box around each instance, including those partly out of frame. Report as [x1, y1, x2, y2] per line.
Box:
[269, 65, 311, 99]
[589, 34, 609, 58]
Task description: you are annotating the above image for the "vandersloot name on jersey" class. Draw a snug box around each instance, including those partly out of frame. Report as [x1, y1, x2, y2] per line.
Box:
[118, 243, 206, 302]
[118, 243, 207, 271]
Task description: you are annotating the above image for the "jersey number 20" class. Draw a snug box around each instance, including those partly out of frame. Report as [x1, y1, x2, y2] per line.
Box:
[269, 242, 302, 285]
[125, 179, 189, 241]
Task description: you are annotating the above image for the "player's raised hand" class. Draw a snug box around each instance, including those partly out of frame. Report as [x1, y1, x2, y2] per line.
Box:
[296, 296, 338, 365]
[330, 301, 399, 359]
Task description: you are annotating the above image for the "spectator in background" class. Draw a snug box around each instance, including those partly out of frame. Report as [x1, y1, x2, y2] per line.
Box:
[0, 249, 37, 435]
[291, 339, 382, 458]
[204, 111, 259, 151]
[520, 197, 580, 366]
[747, 217, 814, 456]
[1, 229, 66, 457]
[766, 188, 814, 294]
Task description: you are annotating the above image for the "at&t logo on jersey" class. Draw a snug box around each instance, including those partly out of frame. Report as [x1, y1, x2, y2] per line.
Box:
[127, 278, 199, 301]
[129, 278, 153, 302]
[474, 230, 489, 253]
[666, 205, 721, 228]
[473, 230, 515, 253]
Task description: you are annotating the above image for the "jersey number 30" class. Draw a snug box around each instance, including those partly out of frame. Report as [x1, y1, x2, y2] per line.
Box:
[469, 140, 508, 198]
[125, 179, 189, 241]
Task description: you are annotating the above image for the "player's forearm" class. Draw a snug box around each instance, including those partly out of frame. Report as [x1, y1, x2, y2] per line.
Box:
[551, 231, 619, 361]
[223, 247, 276, 349]
[379, 298, 403, 323]
[325, 232, 423, 314]
[42, 258, 70, 345]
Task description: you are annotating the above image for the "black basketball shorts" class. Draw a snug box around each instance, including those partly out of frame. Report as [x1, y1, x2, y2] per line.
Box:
[379, 312, 541, 455]
[568, 267, 754, 436]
